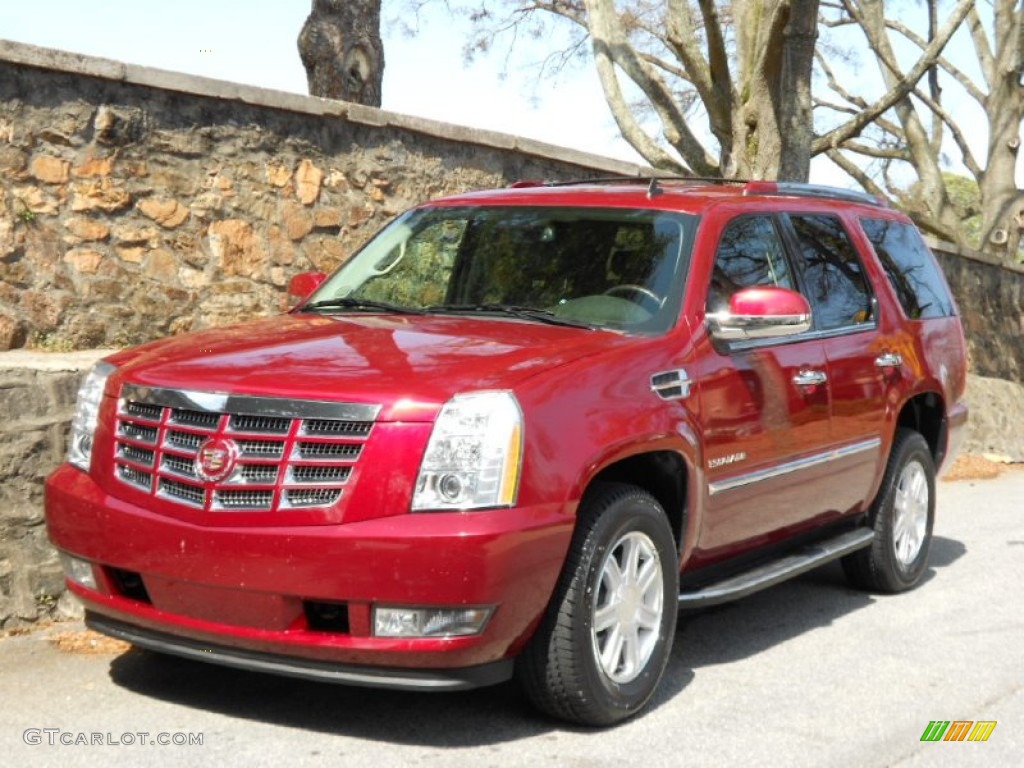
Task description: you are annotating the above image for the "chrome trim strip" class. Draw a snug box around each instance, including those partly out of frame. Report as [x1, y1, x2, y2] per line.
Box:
[726, 320, 878, 352]
[708, 437, 882, 496]
[120, 384, 381, 422]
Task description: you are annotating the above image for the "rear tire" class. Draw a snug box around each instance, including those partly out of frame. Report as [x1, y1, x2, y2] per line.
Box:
[842, 429, 935, 593]
[517, 483, 678, 726]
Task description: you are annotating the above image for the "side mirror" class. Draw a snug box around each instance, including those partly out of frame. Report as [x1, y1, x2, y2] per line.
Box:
[708, 286, 812, 341]
[287, 272, 327, 308]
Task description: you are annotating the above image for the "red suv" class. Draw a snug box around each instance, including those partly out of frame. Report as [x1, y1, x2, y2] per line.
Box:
[46, 179, 968, 725]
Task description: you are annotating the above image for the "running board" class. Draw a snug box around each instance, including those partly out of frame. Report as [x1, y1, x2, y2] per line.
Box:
[678, 527, 875, 608]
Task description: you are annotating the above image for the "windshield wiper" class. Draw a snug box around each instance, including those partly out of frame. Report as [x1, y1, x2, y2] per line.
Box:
[424, 303, 596, 330]
[299, 297, 428, 315]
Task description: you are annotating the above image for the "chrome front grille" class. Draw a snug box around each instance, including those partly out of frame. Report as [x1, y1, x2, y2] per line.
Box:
[112, 385, 380, 513]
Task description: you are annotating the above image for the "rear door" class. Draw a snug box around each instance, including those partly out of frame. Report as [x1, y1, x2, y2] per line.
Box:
[781, 212, 888, 514]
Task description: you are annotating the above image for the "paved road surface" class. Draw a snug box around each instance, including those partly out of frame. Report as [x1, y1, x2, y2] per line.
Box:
[2, 471, 1021, 767]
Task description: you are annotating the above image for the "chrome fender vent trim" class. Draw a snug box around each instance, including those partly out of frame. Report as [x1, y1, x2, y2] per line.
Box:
[651, 369, 691, 400]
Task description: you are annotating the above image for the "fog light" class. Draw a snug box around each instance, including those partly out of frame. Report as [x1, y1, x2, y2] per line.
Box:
[373, 606, 493, 638]
[59, 553, 97, 590]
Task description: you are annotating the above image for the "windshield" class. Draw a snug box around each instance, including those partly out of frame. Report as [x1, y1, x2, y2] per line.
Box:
[303, 205, 696, 334]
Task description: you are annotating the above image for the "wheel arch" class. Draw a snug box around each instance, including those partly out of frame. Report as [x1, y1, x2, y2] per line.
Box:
[895, 390, 948, 466]
[583, 449, 691, 553]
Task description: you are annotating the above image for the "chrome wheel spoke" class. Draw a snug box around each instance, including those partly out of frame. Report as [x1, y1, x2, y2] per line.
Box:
[594, 601, 619, 633]
[600, 624, 625, 674]
[621, 625, 642, 678]
[602, 556, 624, 594]
[892, 462, 929, 567]
[636, 556, 660, 595]
[591, 530, 665, 684]
[636, 602, 662, 631]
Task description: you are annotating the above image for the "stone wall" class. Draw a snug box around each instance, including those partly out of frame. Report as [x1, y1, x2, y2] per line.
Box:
[929, 241, 1024, 382]
[0, 350, 109, 627]
[0, 40, 645, 351]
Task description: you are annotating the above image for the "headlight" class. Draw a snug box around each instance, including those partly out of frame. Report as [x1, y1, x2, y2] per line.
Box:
[412, 391, 523, 511]
[67, 360, 116, 472]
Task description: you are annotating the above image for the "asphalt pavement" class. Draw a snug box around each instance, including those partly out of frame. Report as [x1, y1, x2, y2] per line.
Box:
[2, 471, 1021, 768]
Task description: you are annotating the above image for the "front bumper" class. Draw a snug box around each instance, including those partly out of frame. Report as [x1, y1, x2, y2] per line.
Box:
[86, 613, 512, 691]
[46, 464, 573, 681]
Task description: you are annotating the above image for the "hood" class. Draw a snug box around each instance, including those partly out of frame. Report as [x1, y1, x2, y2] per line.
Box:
[106, 313, 626, 421]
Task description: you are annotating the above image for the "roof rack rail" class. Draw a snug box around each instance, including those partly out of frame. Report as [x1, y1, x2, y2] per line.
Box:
[743, 181, 888, 207]
[509, 177, 888, 207]
[509, 176, 748, 189]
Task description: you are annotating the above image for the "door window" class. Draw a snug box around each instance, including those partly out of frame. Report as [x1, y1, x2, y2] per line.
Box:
[787, 214, 873, 331]
[708, 216, 794, 312]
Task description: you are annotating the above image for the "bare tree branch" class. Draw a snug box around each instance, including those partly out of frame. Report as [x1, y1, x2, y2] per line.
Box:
[813, 0, 974, 153]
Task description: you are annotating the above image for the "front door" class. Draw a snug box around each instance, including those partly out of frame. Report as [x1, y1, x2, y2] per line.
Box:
[694, 214, 834, 558]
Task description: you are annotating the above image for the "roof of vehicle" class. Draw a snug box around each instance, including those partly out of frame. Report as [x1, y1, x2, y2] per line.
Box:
[425, 178, 892, 216]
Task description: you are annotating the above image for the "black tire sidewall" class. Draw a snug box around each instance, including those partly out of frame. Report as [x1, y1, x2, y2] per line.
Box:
[873, 432, 936, 590]
[571, 489, 678, 719]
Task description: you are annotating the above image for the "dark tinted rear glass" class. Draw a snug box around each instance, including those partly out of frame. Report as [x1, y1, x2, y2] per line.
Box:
[860, 218, 955, 319]
[788, 214, 873, 330]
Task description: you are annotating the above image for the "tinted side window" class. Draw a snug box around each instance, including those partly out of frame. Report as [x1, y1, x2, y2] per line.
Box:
[860, 218, 955, 319]
[787, 214, 872, 330]
[708, 216, 793, 311]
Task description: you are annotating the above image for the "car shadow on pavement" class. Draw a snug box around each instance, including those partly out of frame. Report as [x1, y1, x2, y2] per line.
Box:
[674, 534, 966, 669]
[107, 644, 694, 741]
[104, 536, 965, 743]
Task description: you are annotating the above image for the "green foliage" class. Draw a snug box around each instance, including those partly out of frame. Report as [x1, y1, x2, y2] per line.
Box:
[942, 173, 981, 248]
[28, 332, 75, 352]
[357, 219, 463, 306]
[15, 199, 36, 224]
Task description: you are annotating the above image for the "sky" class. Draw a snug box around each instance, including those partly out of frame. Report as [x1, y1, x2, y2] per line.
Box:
[0, 0, 647, 165]
[0, 1, 996, 189]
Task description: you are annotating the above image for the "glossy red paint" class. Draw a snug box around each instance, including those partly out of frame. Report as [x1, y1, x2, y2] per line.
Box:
[728, 286, 811, 317]
[286, 271, 326, 305]
[45, 180, 968, 697]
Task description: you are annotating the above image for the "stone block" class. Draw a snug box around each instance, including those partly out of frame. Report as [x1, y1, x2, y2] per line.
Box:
[295, 159, 323, 205]
[29, 154, 70, 184]
[138, 197, 190, 228]
[70, 179, 131, 213]
[63, 248, 104, 274]
[72, 155, 115, 178]
[64, 217, 110, 243]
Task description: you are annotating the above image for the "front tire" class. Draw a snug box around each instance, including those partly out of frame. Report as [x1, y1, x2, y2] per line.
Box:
[843, 429, 935, 593]
[517, 483, 678, 726]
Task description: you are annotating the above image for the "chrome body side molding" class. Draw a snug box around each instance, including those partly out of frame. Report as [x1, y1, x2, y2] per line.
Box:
[708, 437, 882, 496]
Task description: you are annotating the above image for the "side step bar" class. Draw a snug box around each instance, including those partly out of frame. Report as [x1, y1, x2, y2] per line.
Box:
[678, 527, 875, 608]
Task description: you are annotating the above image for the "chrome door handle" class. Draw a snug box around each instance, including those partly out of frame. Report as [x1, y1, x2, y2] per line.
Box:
[792, 369, 827, 387]
[875, 352, 903, 369]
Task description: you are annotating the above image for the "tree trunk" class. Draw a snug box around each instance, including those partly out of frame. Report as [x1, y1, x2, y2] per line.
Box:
[731, 0, 819, 181]
[298, 0, 385, 107]
[977, 0, 1024, 262]
[776, 0, 819, 181]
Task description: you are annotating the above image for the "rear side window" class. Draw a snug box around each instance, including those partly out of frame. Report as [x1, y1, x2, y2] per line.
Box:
[787, 214, 873, 330]
[860, 218, 955, 319]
